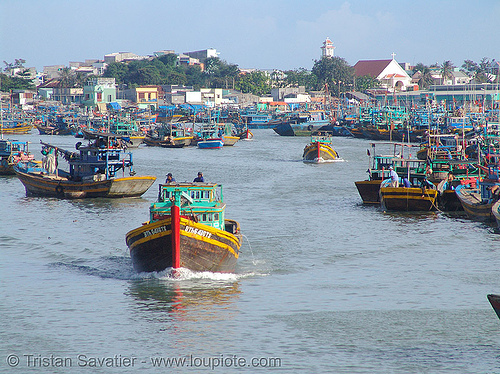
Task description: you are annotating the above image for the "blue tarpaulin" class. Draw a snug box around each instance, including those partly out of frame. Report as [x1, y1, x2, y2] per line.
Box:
[108, 102, 121, 110]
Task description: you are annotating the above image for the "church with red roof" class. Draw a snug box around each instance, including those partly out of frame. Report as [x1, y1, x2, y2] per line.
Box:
[353, 55, 412, 92]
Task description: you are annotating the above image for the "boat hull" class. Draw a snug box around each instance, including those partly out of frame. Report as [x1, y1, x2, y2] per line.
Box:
[302, 142, 338, 163]
[14, 169, 155, 199]
[355, 180, 383, 204]
[126, 217, 241, 273]
[488, 294, 500, 320]
[273, 121, 331, 136]
[0, 125, 33, 134]
[198, 139, 224, 149]
[455, 186, 495, 221]
[492, 200, 500, 228]
[222, 135, 239, 146]
[380, 187, 438, 211]
[438, 189, 463, 211]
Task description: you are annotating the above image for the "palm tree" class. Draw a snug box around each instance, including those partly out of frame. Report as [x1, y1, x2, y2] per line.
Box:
[440, 60, 455, 85]
[413, 63, 434, 89]
[58, 67, 76, 88]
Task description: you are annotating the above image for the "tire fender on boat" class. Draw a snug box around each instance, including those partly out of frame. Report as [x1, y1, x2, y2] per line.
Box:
[307, 125, 313, 131]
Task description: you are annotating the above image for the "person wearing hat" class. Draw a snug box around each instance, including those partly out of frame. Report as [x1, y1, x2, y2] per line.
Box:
[193, 172, 204, 183]
[165, 173, 175, 184]
[389, 166, 399, 188]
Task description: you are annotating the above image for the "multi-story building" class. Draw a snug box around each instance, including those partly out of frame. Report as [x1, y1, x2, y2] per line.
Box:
[82, 78, 116, 110]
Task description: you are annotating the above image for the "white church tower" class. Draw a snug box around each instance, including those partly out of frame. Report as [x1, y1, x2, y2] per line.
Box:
[321, 37, 335, 58]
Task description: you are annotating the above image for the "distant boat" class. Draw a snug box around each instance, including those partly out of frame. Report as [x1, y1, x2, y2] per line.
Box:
[273, 110, 333, 136]
[302, 133, 339, 163]
[144, 123, 193, 148]
[196, 123, 224, 149]
[0, 121, 33, 135]
[14, 135, 155, 199]
[126, 182, 242, 273]
[0, 139, 35, 175]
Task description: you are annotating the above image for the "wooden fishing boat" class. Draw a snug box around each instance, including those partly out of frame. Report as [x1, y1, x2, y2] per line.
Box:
[14, 135, 155, 199]
[82, 128, 145, 149]
[434, 161, 480, 211]
[144, 123, 193, 148]
[0, 122, 33, 135]
[380, 182, 439, 211]
[379, 159, 438, 211]
[0, 139, 35, 175]
[196, 123, 224, 149]
[355, 143, 417, 204]
[273, 110, 332, 136]
[237, 128, 254, 140]
[487, 294, 500, 320]
[126, 182, 241, 273]
[455, 179, 499, 222]
[302, 134, 339, 163]
[218, 123, 239, 146]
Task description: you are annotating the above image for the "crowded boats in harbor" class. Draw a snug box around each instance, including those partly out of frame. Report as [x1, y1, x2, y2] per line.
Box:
[2, 42, 500, 278]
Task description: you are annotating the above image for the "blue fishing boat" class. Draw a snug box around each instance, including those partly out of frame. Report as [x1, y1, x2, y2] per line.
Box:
[14, 135, 156, 199]
[126, 182, 241, 273]
[0, 139, 35, 175]
[196, 123, 224, 149]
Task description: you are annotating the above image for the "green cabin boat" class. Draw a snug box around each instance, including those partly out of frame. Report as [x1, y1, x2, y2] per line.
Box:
[126, 182, 241, 273]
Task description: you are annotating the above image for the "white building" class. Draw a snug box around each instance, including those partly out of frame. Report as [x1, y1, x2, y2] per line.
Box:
[354, 55, 412, 92]
[321, 37, 335, 58]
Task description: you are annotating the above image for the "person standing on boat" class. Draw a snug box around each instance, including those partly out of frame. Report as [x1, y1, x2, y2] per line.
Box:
[193, 172, 204, 183]
[165, 173, 175, 183]
[389, 166, 399, 188]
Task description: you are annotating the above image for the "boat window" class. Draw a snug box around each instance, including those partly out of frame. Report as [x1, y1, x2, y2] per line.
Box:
[191, 191, 195, 198]
[214, 213, 219, 221]
[196, 191, 200, 199]
[202, 214, 207, 221]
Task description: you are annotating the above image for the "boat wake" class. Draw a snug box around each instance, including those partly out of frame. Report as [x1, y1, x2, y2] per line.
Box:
[303, 158, 346, 164]
[50, 258, 262, 282]
[132, 267, 259, 282]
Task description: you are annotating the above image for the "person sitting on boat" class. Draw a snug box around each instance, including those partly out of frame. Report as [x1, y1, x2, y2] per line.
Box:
[389, 166, 399, 188]
[165, 173, 175, 184]
[193, 172, 204, 183]
[442, 173, 455, 190]
[487, 185, 500, 203]
[402, 177, 411, 188]
[420, 177, 435, 190]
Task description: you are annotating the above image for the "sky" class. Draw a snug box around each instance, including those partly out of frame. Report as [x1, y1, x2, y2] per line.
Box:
[1, 0, 500, 72]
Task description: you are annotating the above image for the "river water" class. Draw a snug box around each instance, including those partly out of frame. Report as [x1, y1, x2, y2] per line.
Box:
[1, 130, 500, 373]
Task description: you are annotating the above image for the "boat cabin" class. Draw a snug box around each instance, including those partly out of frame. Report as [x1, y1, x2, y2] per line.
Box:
[0, 139, 30, 158]
[151, 183, 226, 230]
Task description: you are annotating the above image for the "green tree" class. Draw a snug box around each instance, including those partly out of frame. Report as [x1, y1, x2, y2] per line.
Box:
[0, 73, 35, 90]
[236, 71, 271, 96]
[284, 68, 317, 90]
[311, 56, 354, 96]
[354, 75, 379, 91]
[103, 62, 129, 84]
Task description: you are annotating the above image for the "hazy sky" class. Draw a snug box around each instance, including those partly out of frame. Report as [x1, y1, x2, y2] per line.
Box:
[1, 0, 499, 72]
